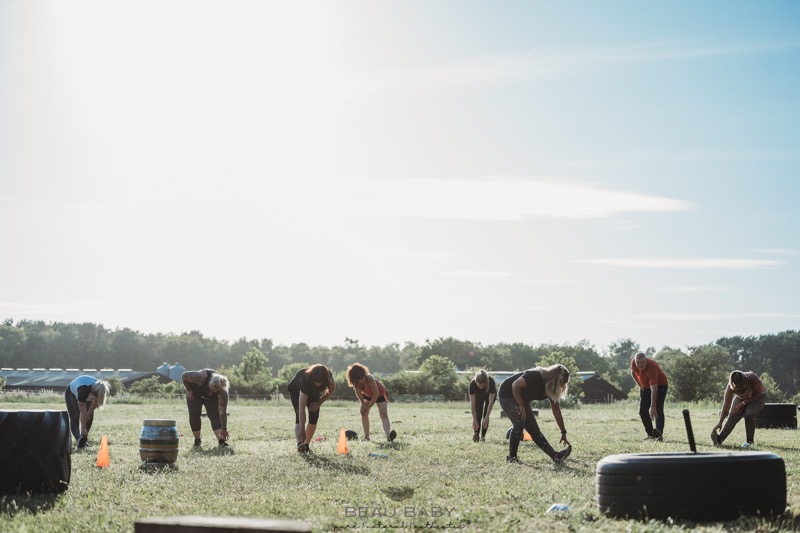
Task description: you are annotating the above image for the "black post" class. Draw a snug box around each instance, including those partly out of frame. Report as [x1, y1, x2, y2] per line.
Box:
[682, 408, 696, 453]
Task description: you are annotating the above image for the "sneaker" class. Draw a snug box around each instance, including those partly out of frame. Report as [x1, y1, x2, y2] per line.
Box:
[193, 438, 202, 447]
[741, 442, 753, 448]
[473, 433, 480, 442]
[77, 436, 88, 448]
[297, 443, 309, 453]
[651, 428, 663, 442]
[363, 437, 370, 442]
[553, 445, 572, 464]
[710, 430, 720, 446]
[506, 456, 522, 464]
[218, 439, 229, 447]
[480, 437, 486, 442]
[388, 430, 397, 442]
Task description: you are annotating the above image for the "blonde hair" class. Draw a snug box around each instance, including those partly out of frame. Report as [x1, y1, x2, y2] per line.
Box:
[534, 364, 570, 402]
[209, 373, 229, 392]
[90, 380, 110, 408]
[474, 369, 488, 385]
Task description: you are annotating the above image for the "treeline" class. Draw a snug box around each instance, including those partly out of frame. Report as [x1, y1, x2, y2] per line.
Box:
[1, 319, 799, 402]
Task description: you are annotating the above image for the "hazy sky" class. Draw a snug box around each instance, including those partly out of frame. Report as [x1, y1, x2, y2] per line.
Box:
[2, 1, 799, 352]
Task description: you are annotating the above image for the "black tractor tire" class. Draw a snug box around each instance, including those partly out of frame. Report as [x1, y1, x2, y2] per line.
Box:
[0, 410, 71, 494]
[596, 451, 785, 521]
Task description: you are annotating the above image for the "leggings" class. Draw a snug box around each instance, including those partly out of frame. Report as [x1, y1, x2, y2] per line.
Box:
[64, 388, 94, 441]
[719, 393, 767, 443]
[187, 395, 221, 432]
[499, 396, 558, 459]
[474, 399, 490, 437]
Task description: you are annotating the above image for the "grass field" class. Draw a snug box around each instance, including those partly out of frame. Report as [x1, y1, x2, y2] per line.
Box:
[1, 398, 798, 532]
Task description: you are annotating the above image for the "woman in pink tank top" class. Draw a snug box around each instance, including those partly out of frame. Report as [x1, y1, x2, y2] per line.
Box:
[346, 363, 397, 442]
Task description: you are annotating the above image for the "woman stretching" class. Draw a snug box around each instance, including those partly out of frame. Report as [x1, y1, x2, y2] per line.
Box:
[288, 364, 336, 453]
[346, 363, 396, 442]
[498, 364, 572, 464]
[469, 369, 496, 442]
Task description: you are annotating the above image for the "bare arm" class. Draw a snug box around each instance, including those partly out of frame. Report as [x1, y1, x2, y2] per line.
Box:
[649, 384, 659, 419]
[486, 393, 496, 417]
[182, 370, 207, 400]
[217, 388, 229, 429]
[715, 386, 734, 427]
[78, 402, 90, 436]
[550, 401, 570, 446]
[511, 378, 528, 420]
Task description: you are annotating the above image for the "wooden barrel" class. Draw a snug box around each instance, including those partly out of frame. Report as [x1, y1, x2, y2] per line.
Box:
[139, 419, 179, 463]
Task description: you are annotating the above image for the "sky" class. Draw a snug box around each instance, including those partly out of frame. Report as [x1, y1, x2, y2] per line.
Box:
[1, 1, 799, 353]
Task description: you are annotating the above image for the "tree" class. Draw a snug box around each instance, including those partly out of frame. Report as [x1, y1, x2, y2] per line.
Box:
[224, 348, 276, 397]
[759, 372, 787, 403]
[106, 376, 126, 397]
[128, 376, 170, 397]
[660, 345, 733, 402]
[418, 355, 462, 399]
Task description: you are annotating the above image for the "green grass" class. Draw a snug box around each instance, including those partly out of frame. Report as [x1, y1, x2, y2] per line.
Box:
[1, 399, 798, 532]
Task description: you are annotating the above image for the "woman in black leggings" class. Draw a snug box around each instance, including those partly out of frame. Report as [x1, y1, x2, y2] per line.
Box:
[469, 370, 496, 442]
[498, 364, 572, 464]
[288, 364, 336, 453]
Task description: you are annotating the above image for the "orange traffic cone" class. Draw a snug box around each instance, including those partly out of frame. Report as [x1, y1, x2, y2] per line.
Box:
[337, 427, 349, 455]
[96, 434, 110, 468]
[523, 430, 533, 441]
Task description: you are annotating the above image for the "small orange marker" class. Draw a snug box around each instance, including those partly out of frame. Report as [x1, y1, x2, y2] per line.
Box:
[337, 427, 349, 455]
[96, 434, 110, 468]
[523, 430, 533, 441]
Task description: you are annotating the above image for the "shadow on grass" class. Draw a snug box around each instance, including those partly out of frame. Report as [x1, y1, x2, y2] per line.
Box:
[138, 462, 180, 474]
[185, 446, 235, 457]
[0, 493, 62, 516]
[372, 441, 410, 451]
[301, 453, 371, 475]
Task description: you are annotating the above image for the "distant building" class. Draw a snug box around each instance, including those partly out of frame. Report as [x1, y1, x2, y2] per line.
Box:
[0, 367, 165, 392]
[575, 371, 627, 403]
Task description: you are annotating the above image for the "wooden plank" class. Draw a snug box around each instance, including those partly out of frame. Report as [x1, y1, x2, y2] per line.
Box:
[135, 516, 311, 533]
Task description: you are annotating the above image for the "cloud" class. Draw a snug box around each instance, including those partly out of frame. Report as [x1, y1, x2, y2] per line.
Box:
[649, 286, 731, 293]
[450, 270, 512, 278]
[352, 178, 691, 221]
[578, 258, 782, 269]
[637, 312, 800, 322]
[347, 39, 800, 93]
[756, 248, 800, 256]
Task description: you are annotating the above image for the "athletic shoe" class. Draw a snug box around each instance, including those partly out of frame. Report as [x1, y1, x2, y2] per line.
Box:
[553, 445, 572, 463]
[741, 442, 753, 448]
[480, 437, 486, 442]
[77, 436, 88, 448]
[388, 430, 397, 442]
[506, 456, 522, 464]
[297, 443, 309, 453]
[218, 439, 229, 447]
[193, 438, 202, 447]
[473, 433, 480, 442]
[710, 430, 720, 446]
[651, 428, 663, 441]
